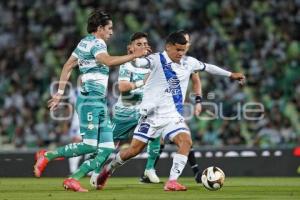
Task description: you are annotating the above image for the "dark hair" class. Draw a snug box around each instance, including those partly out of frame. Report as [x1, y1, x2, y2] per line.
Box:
[130, 32, 148, 42]
[87, 10, 112, 33]
[166, 32, 187, 45]
[176, 30, 190, 36]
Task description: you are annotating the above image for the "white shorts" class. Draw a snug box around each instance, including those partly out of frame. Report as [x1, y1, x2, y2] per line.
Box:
[133, 116, 190, 143]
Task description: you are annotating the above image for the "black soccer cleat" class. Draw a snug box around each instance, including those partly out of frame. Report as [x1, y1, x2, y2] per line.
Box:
[194, 171, 202, 184]
[139, 175, 152, 184]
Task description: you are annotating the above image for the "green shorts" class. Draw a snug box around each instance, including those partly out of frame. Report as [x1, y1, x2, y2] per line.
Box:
[76, 91, 114, 148]
[112, 106, 140, 141]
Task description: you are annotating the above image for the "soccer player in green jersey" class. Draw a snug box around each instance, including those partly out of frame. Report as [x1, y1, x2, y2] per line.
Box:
[33, 10, 149, 192]
[89, 32, 161, 185]
[112, 32, 151, 144]
[113, 32, 162, 183]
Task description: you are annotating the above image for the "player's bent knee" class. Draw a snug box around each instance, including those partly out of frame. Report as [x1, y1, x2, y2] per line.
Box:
[185, 137, 193, 148]
[179, 139, 192, 150]
[173, 133, 192, 154]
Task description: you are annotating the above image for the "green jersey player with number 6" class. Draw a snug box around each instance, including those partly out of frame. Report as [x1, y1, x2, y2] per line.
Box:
[33, 10, 149, 192]
[89, 32, 162, 185]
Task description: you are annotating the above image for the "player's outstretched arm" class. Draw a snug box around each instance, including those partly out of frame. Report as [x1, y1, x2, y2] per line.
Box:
[118, 80, 145, 92]
[96, 46, 150, 67]
[48, 55, 78, 111]
[203, 63, 246, 85]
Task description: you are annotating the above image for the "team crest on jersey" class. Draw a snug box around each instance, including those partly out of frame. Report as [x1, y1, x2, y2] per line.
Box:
[167, 77, 180, 89]
[138, 123, 150, 134]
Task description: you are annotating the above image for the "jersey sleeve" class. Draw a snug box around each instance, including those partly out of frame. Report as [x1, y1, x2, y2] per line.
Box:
[188, 56, 206, 72]
[71, 51, 78, 58]
[91, 39, 107, 57]
[133, 53, 156, 70]
[146, 54, 156, 70]
[118, 64, 131, 81]
[71, 45, 79, 58]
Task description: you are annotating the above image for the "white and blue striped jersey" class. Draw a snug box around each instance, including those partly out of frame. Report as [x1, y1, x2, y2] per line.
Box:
[71, 34, 109, 96]
[139, 51, 205, 127]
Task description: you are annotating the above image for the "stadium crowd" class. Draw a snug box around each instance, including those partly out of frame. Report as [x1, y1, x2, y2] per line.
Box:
[0, 0, 299, 150]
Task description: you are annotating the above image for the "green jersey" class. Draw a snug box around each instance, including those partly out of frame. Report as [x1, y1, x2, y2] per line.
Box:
[115, 61, 150, 109]
[112, 61, 150, 140]
[72, 34, 109, 96]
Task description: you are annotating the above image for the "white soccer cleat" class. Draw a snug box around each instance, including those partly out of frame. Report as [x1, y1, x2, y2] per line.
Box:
[89, 172, 99, 188]
[144, 169, 160, 183]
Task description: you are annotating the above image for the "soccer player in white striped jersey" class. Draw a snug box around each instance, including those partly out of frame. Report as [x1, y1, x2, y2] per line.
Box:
[140, 30, 204, 184]
[33, 10, 149, 192]
[96, 31, 245, 191]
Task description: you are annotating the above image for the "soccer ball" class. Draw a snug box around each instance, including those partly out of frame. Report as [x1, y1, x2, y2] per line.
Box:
[201, 166, 225, 191]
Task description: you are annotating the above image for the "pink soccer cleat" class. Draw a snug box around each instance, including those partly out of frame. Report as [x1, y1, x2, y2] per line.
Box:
[34, 149, 47, 161]
[164, 180, 187, 191]
[35, 150, 64, 161]
[34, 149, 49, 177]
[96, 165, 112, 190]
[63, 178, 88, 192]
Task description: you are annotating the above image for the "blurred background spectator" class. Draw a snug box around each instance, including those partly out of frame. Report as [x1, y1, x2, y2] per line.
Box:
[0, 0, 299, 150]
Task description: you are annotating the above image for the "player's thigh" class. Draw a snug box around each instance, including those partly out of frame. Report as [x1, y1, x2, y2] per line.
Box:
[76, 95, 108, 140]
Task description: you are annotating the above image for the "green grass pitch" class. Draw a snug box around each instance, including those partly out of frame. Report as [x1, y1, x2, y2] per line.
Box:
[0, 177, 299, 200]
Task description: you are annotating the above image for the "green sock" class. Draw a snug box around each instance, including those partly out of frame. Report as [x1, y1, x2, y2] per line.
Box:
[45, 142, 97, 161]
[71, 147, 114, 180]
[145, 137, 161, 170]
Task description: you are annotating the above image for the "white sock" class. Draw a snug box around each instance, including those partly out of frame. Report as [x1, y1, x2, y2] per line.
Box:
[169, 153, 188, 181]
[69, 156, 82, 174]
[108, 152, 126, 173]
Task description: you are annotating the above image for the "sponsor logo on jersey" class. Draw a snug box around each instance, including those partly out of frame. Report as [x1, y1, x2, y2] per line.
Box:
[87, 123, 95, 130]
[165, 88, 182, 95]
[79, 59, 91, 66]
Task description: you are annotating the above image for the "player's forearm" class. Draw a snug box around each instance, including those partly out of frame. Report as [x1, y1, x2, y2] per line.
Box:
[119, 80, 144, 92]
[204, 63, 232, 77]
[101, 54, 136, 67]
[191, 74, 202, 96]
[57, 64, 73, 93]
[192, 79, 202, 96]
